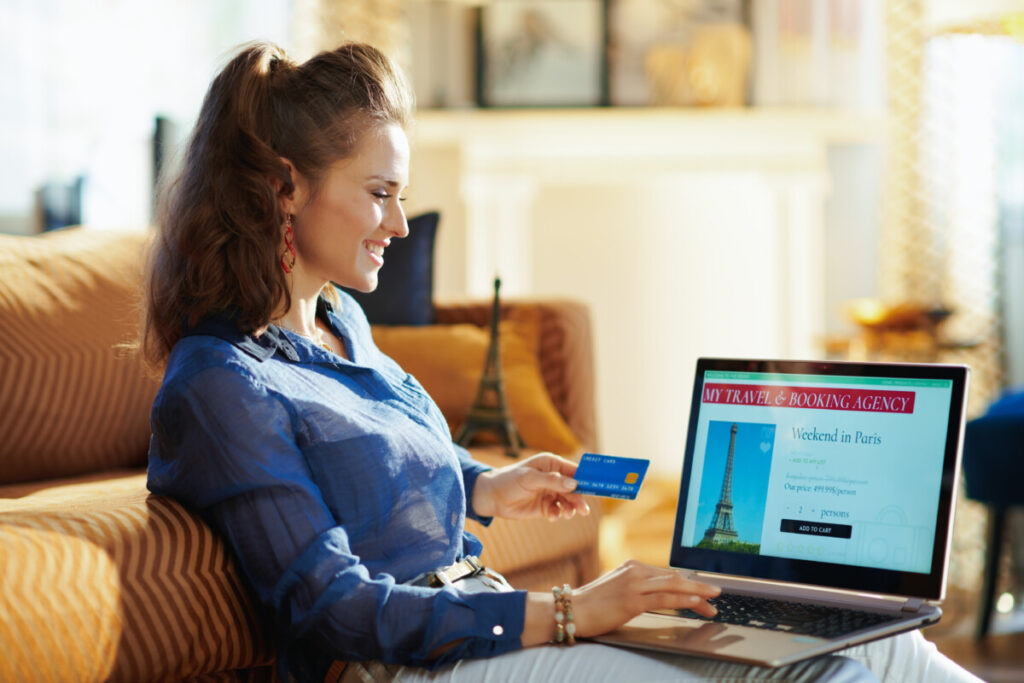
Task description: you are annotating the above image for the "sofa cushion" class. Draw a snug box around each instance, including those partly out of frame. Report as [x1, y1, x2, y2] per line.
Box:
[0, 228, 159, 485]
[371, 317, 582, 455]
[0, 471, 272, 681]
[342, 211, 439, 325]
[434, 300, 599, 451]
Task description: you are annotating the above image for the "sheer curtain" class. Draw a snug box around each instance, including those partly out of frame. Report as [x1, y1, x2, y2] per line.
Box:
[882, 3, 1021, 413]
[918, 31, 1022, 401]
[882, 0, 1024, 609]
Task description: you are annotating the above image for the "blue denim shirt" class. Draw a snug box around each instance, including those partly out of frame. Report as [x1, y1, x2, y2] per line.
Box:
[147, 290, 526, 680]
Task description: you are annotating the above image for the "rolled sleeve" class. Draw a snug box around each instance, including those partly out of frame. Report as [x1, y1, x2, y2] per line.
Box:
[281, 526, 526, 668]
[453, 443, 494, 526]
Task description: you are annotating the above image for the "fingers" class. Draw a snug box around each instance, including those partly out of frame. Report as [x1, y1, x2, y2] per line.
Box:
[545, 494, 591, 521]
[641, 592, 718, 618]
[614, 561, 721, 615]
[688, 597, 719, 618]
[544, 496, 591, 521]
[522, 452, 578, 478]
[531, 469, 590, 511]
[523, 470, 591, 519]
[645, 571, 721, 599]
[544, 497, 561, 521]
[515, 455, 590, 517]
[560, 492, 590, 517]
[548, 470, 579, 492]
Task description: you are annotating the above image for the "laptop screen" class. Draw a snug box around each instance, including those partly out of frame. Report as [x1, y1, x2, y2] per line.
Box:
[670, 358, 969, 600]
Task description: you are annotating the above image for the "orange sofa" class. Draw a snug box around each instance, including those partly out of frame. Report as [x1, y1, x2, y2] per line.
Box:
[0, 228, 601, 682]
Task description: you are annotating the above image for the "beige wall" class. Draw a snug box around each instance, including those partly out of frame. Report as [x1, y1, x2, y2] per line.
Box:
[406, 109, 880, 475]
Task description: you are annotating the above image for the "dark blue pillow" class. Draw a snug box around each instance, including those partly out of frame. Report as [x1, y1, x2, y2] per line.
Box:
[341, 211, 439, 325]
[987, 387, 1024, 416]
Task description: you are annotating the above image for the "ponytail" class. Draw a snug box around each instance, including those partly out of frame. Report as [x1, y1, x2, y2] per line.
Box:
[141, 42, 413, 369]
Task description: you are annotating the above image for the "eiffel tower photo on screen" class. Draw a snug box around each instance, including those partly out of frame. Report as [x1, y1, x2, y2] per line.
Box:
[696, 421, 775, 554]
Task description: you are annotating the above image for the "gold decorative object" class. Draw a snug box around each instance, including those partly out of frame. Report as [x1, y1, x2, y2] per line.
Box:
[644, 22, 751, 107]
[838, 298, 962, 362]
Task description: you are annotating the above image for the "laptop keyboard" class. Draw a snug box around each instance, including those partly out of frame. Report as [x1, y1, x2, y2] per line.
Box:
[676, 593, 901, 639]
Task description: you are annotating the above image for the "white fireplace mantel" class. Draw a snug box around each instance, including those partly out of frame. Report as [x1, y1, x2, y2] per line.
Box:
[406, 107, 882, 473]
[412, 107, 880, 296]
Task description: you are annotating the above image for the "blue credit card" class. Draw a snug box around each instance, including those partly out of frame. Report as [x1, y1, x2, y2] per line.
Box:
[573, 453, 650, 500]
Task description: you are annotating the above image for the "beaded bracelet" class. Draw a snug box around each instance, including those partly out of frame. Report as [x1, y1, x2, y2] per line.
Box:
[552, 584, 576, 645]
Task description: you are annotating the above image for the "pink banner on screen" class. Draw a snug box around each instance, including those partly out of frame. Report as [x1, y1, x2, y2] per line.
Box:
[702, 383, 915, 414]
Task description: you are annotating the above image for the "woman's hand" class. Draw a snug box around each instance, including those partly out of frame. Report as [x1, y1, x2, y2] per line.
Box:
[520, 560, 720, 647]
[571, 560, 720, 637]
[471, 453, 590, 521]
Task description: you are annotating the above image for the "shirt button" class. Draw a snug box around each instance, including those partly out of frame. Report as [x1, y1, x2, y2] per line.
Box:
[492, 625, 504, 636]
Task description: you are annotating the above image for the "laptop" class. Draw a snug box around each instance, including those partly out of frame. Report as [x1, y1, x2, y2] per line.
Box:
[595, 357, 970, 667]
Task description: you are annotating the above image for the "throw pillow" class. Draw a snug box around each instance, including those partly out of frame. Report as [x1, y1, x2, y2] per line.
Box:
[342, 211, 439, 325]
[372, 320, 581, 455]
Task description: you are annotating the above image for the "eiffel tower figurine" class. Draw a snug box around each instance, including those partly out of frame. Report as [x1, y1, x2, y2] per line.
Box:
[453, 277, 524, 458]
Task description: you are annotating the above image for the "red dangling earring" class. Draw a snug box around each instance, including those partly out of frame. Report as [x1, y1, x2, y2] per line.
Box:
[281, 214, 297, 274]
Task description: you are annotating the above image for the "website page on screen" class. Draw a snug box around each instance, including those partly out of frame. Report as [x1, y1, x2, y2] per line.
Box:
[679, 370, 954, 575]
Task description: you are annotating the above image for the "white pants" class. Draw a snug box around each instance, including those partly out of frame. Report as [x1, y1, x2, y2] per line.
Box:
[346, 574, 982, 683]
[347, 630, 980, 683]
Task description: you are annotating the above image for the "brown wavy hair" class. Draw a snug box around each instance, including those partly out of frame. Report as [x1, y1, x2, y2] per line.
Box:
[141, 42, 413, 369]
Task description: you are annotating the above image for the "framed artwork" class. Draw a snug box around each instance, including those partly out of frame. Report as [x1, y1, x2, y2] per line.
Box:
[476, 0, 608, 107]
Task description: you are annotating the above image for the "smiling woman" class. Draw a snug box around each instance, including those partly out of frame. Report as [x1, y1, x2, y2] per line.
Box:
[140, 40, 980, 683]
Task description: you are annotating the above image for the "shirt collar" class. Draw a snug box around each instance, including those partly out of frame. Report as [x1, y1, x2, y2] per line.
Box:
[182, 294, 341, 362]
[183, 310, 300, 362]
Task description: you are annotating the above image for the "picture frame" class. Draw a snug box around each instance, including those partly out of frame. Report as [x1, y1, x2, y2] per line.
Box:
[476, 0, 609, 107]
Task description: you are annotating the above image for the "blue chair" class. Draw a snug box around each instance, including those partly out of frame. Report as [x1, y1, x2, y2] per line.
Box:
[961, 389, 1024, 639]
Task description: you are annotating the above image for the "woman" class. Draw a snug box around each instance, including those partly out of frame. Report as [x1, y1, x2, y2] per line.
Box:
[144, 42, 977, 683]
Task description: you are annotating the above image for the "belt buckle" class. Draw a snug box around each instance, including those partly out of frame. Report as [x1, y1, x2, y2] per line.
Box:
[463, 555, 483, 576]
[428, 556, 483, 588]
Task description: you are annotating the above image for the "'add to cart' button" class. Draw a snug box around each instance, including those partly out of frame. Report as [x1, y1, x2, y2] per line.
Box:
[780, 518, 852, 539]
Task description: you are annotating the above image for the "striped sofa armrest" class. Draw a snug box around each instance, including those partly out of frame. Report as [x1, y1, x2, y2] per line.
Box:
[0, 472, 273, 682]
[0, 229, 160, 486]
